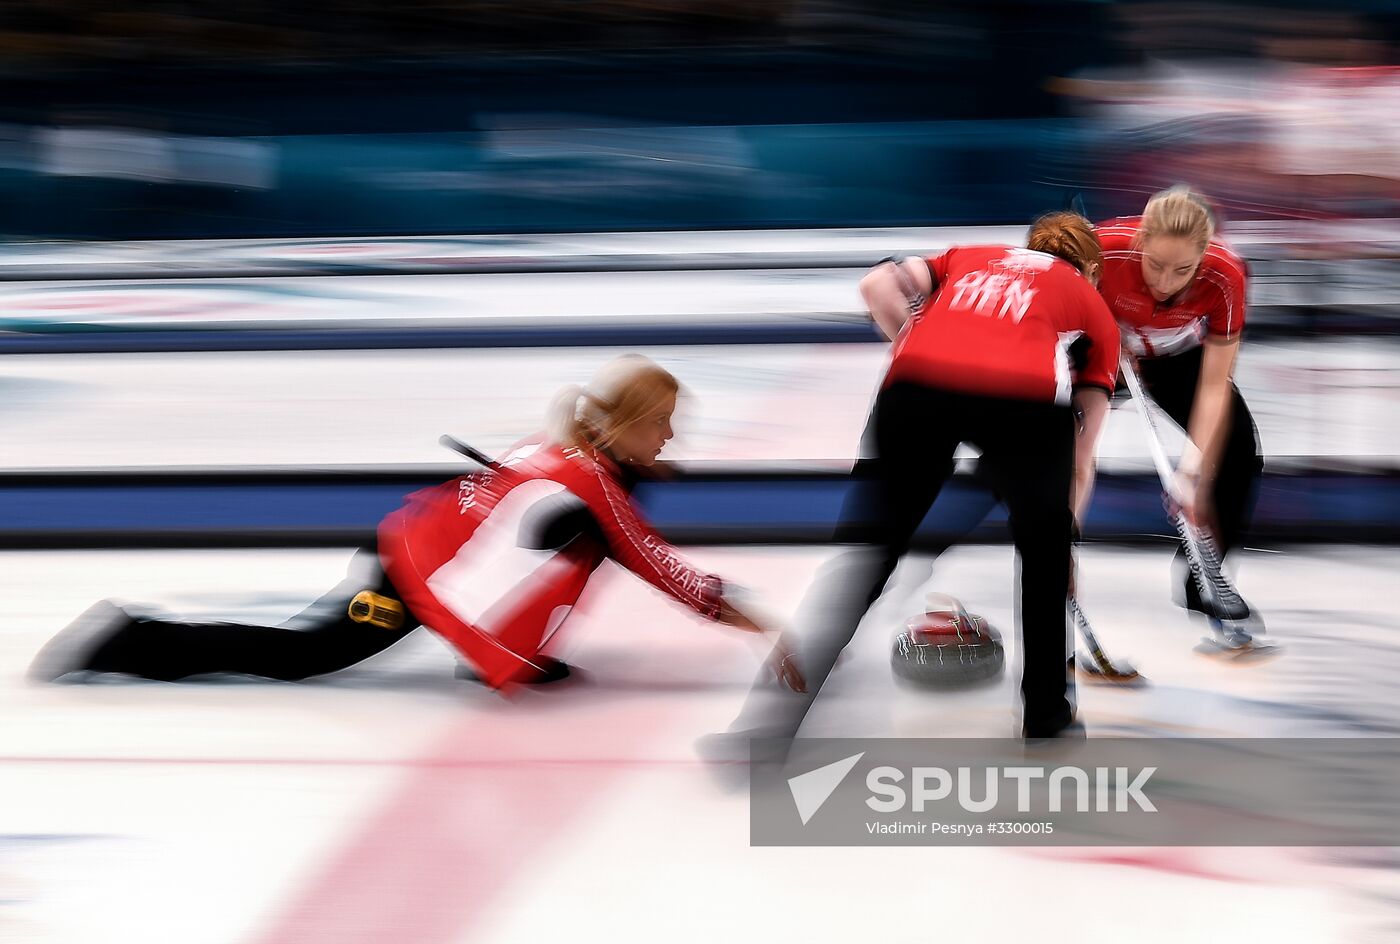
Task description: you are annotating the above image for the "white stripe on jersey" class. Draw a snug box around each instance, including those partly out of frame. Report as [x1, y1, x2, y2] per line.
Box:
[426, 479, 580, 639]
[1124, 320, 1207, 357]
[1202, 242, 1247, 280]
[1095, 226, 1141, 241]
[1053, 330, 1084, 406]
[1197, 268, 1241, 337]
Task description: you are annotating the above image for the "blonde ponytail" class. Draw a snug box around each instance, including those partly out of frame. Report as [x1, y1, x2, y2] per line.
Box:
[544, 355, 680, 451]
[546, 383, 590, 448]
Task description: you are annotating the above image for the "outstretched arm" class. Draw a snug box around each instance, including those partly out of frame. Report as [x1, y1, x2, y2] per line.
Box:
[718, 596, 806, 693]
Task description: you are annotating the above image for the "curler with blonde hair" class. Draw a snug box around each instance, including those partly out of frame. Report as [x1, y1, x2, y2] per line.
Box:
[1026, 210, 1103, 278]
[546, 354, 680, 452]
[1139, 186, 1216, 252]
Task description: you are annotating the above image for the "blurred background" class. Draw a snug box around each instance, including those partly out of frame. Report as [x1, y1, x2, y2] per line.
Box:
[2, 3, 1399, 943]
[1, 0, 1395, 539]
[0, 0, 1394, 238]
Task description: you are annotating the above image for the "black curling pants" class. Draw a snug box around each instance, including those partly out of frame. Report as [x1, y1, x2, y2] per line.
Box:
[83, 550, 419, 682]
[729, 381, 1078, 740]
[1138, 346, 1264, 559]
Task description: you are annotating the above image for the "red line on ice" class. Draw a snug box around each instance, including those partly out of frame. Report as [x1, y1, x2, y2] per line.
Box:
[246, 701, 687, 944]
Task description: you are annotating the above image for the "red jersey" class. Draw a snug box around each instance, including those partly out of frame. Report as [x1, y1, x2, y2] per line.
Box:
[1096, 216, 1248, 358]
[377, 440, 724, 689]
[885, 245, 1119, 403]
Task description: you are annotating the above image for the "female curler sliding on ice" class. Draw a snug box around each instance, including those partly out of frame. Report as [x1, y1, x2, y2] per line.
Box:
[32, 355, 805, 695]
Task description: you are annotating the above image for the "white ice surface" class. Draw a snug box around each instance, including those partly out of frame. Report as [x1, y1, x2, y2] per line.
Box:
[2, 544, 1397, 944]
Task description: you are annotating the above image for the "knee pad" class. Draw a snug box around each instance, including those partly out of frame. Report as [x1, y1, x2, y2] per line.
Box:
[348, 590, 406, 630]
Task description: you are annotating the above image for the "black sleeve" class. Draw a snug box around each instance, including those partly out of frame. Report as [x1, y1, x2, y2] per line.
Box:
[1068, 330, 1119, 397]
[518, 492, 606, 551]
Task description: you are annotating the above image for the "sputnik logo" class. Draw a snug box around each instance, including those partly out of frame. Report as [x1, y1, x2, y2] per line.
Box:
[787, 752, 865, 825]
